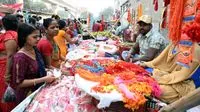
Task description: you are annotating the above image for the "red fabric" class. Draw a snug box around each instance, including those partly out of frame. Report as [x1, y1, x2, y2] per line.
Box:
[168, 0, 186, 43]
[99, 24, 104, 31]
[0, 59, 16, 112]
[127, 8, 132, 23]
[164, 0, 170, 7]
[0, 31, 17, 51]
[5, 3, 23, 11]
[92, 23, 100, 32]
[0, 31, 17, 111]
[182, 20, 200, 42]
[101, 15, 105, 31]
[66, 29, 74, 38]
[153, 0, 156, 4]
[154, 0, 158, 11]
[37, 38, 53, 57]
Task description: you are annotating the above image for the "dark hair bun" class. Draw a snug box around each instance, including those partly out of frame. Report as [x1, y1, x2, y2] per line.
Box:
[43, 18, 53, 29]
[58, 20, 66, 29]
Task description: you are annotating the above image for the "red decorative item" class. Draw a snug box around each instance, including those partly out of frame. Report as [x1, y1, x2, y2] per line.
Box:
[127, 8, 132, 23]
[168, 0, 186, 43]
[153, 0, 156, 4]
[182, 17, 200, 42]
[155, 0, 158, 11]
[164, 0, 170, 7]
[153, 0, 158, 11]
[105, 61, 149, 76]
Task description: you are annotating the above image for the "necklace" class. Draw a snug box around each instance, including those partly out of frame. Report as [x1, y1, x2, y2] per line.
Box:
[23, 47, 35, 55]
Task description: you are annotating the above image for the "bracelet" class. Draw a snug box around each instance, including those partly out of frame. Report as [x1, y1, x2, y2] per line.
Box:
[33, 79, 36, 86]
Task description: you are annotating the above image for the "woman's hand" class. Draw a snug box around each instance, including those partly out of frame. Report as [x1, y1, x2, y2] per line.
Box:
[44, 75, 56, 83]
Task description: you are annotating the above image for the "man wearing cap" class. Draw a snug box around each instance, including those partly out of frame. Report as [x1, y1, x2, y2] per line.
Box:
[122, 15, 167, 63]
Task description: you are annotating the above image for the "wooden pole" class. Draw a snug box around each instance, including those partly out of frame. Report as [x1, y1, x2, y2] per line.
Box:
[159, 88, 200, 112]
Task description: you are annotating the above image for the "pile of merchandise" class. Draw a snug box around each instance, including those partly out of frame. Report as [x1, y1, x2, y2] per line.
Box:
[91, 31, 119, 40]
[25, 76, 99, 112]
[69, 59, 161, 110]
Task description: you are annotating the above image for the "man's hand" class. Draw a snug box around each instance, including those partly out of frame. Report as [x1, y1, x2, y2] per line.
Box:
[125, 53, 131, 62]
[138, 62, 147, 68]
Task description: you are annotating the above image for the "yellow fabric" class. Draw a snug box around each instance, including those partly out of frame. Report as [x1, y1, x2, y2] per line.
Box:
[144, 43, 200, 103]
[54, 30, 68, 58]
[137, 4, 143, 19]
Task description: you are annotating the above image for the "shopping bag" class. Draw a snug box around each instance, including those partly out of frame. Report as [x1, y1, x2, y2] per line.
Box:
[2, 85, 16, 103]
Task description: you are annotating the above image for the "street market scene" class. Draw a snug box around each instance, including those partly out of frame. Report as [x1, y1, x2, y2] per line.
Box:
[0, 0, 200, 112]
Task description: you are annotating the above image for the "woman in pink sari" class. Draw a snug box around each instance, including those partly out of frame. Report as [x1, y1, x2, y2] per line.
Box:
[0, 14, 18, 112]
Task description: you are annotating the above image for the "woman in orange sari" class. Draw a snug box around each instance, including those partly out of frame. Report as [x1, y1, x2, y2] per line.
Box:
[54, 20, 68, 58]
[0, 14, 18, 112]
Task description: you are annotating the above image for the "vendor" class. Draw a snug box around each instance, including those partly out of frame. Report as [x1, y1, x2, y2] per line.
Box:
[138, 1, 200, 111]
[122, 15, 167, 63]
[140, 42, 200, 103]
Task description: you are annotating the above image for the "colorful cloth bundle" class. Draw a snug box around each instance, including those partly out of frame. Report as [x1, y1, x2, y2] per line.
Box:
[25, 76, 99, 112]
[74, 59, 161, 110]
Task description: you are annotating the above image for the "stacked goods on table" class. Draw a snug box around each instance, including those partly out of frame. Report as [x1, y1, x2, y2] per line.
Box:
[66, 40, 118, 59]
[91, 31, 119, 41]
[119, 42, 135, 47]
[69, 59, 161, 110]
[25, 76, 99, 112]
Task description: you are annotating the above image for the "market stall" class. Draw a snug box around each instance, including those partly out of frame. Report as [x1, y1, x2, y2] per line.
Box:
[11, 34, 166, 112]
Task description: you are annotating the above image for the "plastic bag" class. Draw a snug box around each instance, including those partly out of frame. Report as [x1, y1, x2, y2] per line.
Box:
[2, 85, 16, 103]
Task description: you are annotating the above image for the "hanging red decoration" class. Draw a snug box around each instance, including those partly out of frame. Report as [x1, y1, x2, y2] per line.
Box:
[164, 0, 170, 7]
[168, 0, 187, 43]
[127, 8, 132, 23]
[154, 0, 158, 11]
[182, 20, 200, 42]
